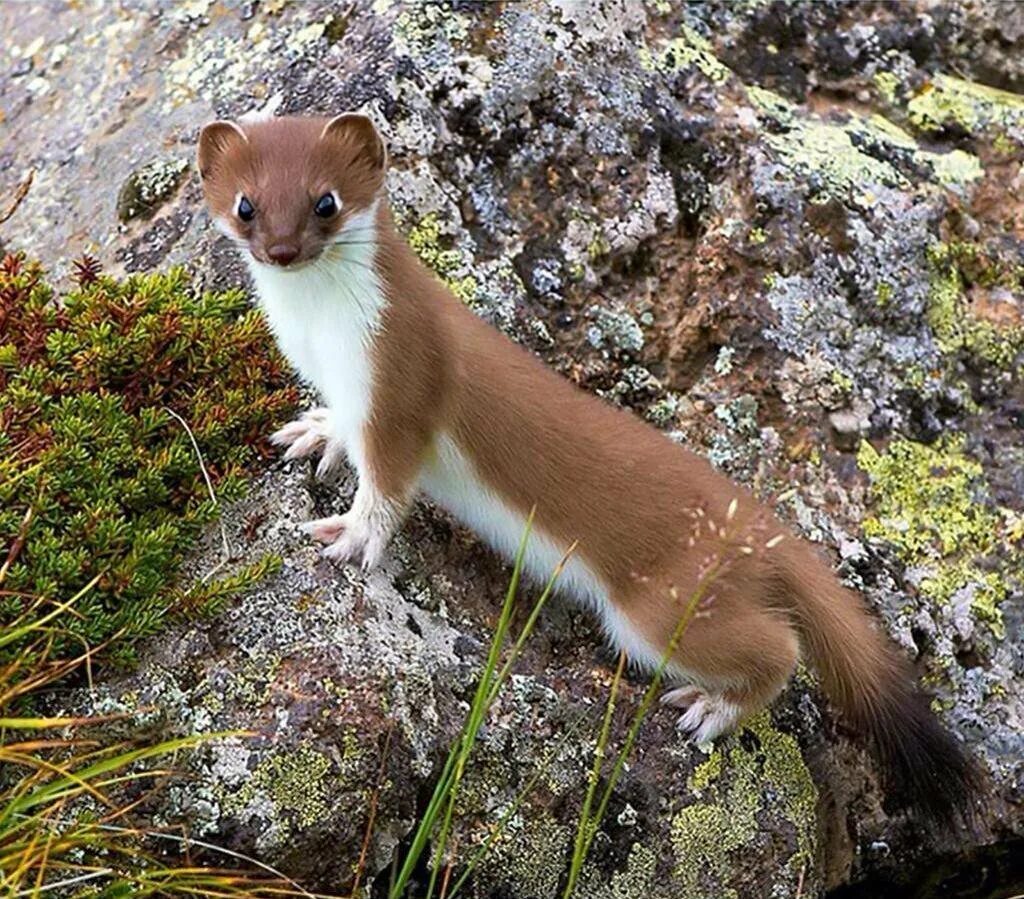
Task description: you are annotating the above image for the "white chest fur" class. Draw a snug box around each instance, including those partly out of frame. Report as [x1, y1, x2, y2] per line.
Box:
[247, 221, 383, 469]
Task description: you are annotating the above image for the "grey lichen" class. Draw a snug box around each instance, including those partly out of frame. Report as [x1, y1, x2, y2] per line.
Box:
[116, 157, 189, 222]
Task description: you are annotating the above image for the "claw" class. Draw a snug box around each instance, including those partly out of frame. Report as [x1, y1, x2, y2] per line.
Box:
[661, 686, 703, 709]
[301, 515, 347, 544]
[316, 440, 347, 480]
[673, 691, 742, 744]
[270, 408, 333, 461]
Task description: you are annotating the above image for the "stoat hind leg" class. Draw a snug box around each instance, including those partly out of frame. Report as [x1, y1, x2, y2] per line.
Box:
[270, 407, 346, 478]
[618, 579, 799, 744]
[661, 687, 744, 743]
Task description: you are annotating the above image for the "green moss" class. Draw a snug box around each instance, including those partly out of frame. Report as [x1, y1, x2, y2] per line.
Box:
[0, 256, 297, 665]
[670, 711, 816, 898]
[407, 212, 479, 306]
[857, 436, 1010, 636]
[927, 242, 1024, 369]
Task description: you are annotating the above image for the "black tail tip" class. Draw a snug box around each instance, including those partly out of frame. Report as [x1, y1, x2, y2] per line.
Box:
[867, 683, 980, 831]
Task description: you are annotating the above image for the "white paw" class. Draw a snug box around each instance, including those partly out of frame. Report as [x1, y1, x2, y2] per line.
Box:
[673, 691, 742, 744]
[315, 439, 347, 480]
[300, 513, 387, 571]
[270, 408, 341, 472]
[660, 686, 703, 709]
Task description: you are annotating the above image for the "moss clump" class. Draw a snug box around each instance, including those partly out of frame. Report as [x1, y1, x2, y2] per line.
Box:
[857, 436, 1010, 636]
[926, 242, 1024, 369]
[408, 213, 479, 305]
[116, 158, 189, 222]
[670, 711, 817, 898]
[0, 254, 297, 664]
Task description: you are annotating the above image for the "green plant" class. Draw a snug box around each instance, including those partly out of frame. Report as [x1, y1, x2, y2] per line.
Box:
[0, 518, 322, 897]
[0, 253, 297, 665]
[384, 506, 747, 899]
[562, 501, 746, 898]
[388, 512, 576, 899]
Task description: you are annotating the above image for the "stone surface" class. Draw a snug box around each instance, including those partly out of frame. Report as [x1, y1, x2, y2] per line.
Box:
[2, 1, 1023, 897]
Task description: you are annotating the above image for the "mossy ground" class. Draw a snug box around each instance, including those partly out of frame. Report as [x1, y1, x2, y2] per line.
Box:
[0, 254, 297, 665]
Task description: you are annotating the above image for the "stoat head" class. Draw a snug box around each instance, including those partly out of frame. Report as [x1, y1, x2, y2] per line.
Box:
[197, 113, 387, 269]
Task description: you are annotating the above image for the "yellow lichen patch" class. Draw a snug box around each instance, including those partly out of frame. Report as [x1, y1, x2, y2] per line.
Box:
[749, 87, 984, 198]
[927, 242, 1024, 369]
[670, 711, 816, 898]
[407, 212, 479, 305]
[857, 436, 1011, 636]
[687, 750, 723, 793]
[907, 74, 1024, 144]
[873, 70, 901, 106]
[221, 743, 335, 843]
[639, 25, 732, 84]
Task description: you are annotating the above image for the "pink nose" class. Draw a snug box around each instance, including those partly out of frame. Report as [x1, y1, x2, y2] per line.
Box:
[267, 244, 300, 266]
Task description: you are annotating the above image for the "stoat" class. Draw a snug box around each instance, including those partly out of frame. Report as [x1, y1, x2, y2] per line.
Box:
[197, 113, 974, 825]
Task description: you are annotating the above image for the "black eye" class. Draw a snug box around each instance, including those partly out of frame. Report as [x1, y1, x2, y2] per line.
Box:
[237, 196, 255, 222]
[314, 193, 338, 218]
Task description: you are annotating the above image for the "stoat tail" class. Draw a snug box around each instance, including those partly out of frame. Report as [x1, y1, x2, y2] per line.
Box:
[770, 541, 977, 828]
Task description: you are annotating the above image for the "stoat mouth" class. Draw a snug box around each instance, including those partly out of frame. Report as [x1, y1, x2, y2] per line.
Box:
[250, 252, 321, 272]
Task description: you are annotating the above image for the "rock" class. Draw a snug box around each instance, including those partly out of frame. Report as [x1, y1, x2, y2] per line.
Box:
[116, 157, 189, 222]
[2, 1, 1022, 897]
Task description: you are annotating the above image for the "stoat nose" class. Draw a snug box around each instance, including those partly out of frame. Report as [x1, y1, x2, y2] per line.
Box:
[267, 244, 300, 266]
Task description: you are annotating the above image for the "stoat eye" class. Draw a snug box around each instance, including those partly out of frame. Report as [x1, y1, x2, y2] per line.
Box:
[237, 196, 255, 222]
[314, 193, 338, 218]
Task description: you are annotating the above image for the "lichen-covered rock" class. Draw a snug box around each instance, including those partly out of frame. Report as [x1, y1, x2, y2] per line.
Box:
[2, 1, 1022, 896]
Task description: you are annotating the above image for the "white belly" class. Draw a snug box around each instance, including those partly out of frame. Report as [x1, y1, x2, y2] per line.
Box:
[420, 435, 666, 672]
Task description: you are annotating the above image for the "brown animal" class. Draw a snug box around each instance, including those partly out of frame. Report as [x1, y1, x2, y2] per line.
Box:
[197, 112, 975, 825]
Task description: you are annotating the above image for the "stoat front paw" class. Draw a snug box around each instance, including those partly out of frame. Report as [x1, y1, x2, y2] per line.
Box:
[270, 408, 345, 477]
[301, 513, 388, 572]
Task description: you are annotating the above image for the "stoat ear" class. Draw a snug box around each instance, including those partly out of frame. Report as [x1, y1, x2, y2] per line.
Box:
[321, 113, 388, 173]
[197, 120, 248, 180]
